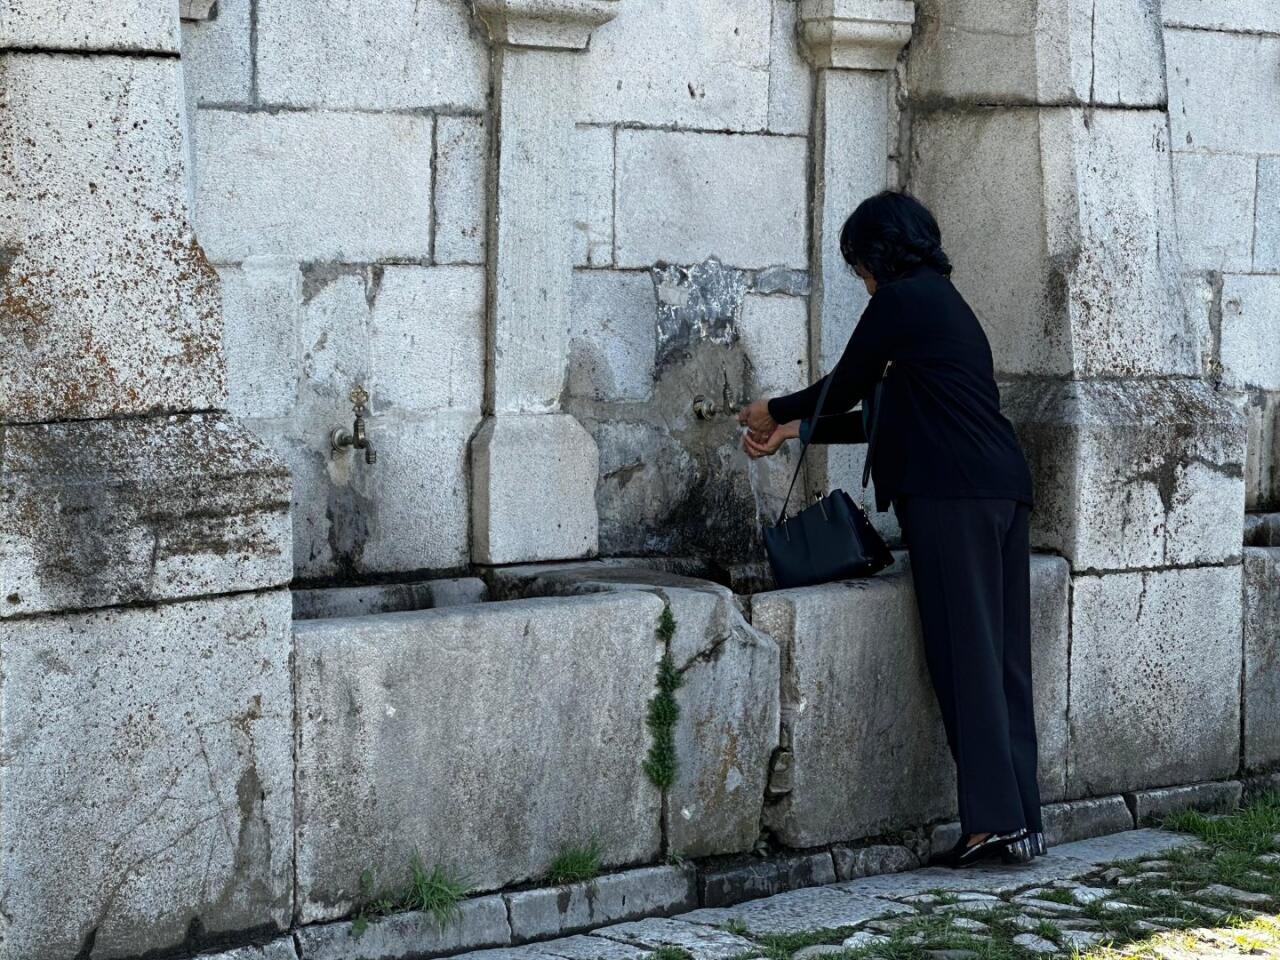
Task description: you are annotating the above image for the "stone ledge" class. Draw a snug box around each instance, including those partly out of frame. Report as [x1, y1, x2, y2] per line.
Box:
[506, 865, 696, 942]
[1125, 782, 1245, 825]
[0, 413, 291, 617]
[798, 0, 915, 70]
[698, 852, 836, 908]
[472, 0, 621, 50]
[296, 896, 511, 960]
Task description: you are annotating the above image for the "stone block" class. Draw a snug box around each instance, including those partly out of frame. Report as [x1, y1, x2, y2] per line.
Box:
[194, 109, 432, 262]
[1029, 555, 1071, 803]
[1067, 566, 1244, 797]
[1166, 30, 1280, 155]
[180, 0, 253, 105]
[698, 853, 836, 909]
[1239, 391, 1280, 512]
[293, 592, 664, 920]
[831, 845, 919, 882]
[297, 268, 373, 414]
[1004, 378, 1246, 571]
[1162, 1, 1280, 32]
[529, 937, 653, 960]
[572, 126, 615, 267]
[1126, 781, 1243, 824]
[435, 114, 489, 266]
[912, 108, 1197, 378]
[909, 0, 1164, 106]
[0, 592, 293, 960]
[296, 896, 511, 960]
[1244, 548, 1280, 771]
[0, 413, 291, 616]
[505, 866, 696, 942]
[0, 54, 226, 422]
[1257, 158, 1280, 272]
[199, 941, 299, 960]
[370, 265, 486, 414]
[255, 0, 487, 109]
[739, 294, 811, 399]
[680, 888, 911, 937]
[568, 271, 658, 403]
[1042, 796, 1134, 846]
[471, 413, 600, 565]
[219, 257, 302, 419]
[594, 918, 758, 959]
[580, 0, 771, 131]
[1221, 275, 1280, 391]
[616, 130, 808, 269]
[1, 0, 179, 51]
[767, 0, 813, 136]
[293, 577, 488, 620]
[1171, 153, 1257, 273]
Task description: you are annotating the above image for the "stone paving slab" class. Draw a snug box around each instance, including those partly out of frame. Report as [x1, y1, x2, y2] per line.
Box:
[528, 935, 655, 960]
[591, 917, 760, 959]
[679, 887, 915, 935]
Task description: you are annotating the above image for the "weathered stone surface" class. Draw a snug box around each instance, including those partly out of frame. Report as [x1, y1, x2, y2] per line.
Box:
[1221, 275, 1280, 391]
[0, 414, 291, 616]
[471, 0, 621, 50]
[739, 294, 810, 399]
[616, 130, 807, 269]
[1, 0, 179, 51]
[832, 845, 920, 882]
[681, 889, 912, 936]
[1241, 393, 1280, 512]
[506, 866, 696, 942]
[572, 126, 615, 267]
[255, 0, 487, 109]
[1171, 154, 1258, 273]
[1244, 548, 1280, 771]
[1126, 782, 1243, 824]
[180, 0, 252, 105]
[296, 896, 511, 960]
[294, 592, 664, 920]
[219, 257, 302, 419]
[911, 108, 1197, 378]
[1166, 30, 1280, 155]
[698, 853, 837, 909]
[293, 577, 488, 620]
[528, 935, 653, 960]
[754, 556, 1069, 847]
[0, 54, 226, 423]
[1004, 378, 1246, 571]
[568, 271, 658, 403]
[370, 265, 486, 414]
[1256, 158, 1280, 273]
[194, 109, 432, 262]
[1068, 566, 1244, 797]
[1043, 796, 1134, 846]
[767, 0, 813, 135]
[580, 0, 770, 131]
[0, 592, 293, 960]
[596, 917, 759, 958]
[909, 0, 1164, 106]
[435, 114, 489, 266]
[198, 941, 299, 960]
[798, 0, 916, 71]
[1162, 1, 1280, 32]
[471, 413, 599, 564]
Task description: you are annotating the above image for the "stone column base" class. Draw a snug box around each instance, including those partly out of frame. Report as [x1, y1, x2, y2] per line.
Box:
[471, 412, 599, 565]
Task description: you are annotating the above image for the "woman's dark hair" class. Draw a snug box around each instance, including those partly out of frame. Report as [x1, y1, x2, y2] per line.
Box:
[839, 191, 952, 285]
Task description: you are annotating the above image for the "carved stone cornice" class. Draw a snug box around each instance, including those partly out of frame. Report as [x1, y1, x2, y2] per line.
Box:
[472, 0, 621, 51]
[799, 0, 915, 70]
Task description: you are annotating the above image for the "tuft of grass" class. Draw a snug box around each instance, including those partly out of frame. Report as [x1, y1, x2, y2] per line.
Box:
[643, 607, 684, 791]
[1161, 792, 1280, 855]
[720, 918, 750, 937]
[546, 840, 604, 885]
[351, 853, 469, 937]
[756, 926, 859, 960]
[651, 948, 694, 960]
[1034, 887, 1079, 905]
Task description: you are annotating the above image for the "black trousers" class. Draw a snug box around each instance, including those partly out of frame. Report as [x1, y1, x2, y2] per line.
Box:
[897, 496, 1043, 836]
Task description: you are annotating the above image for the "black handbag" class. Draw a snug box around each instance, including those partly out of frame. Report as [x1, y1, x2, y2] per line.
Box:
[762, 369, 894, 590]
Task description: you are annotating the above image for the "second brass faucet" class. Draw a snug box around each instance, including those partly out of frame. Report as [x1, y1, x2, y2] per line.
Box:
[330, 385, 377, 465]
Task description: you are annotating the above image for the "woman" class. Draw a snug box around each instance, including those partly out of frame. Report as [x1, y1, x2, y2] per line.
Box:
[739, 191, 1043, 868]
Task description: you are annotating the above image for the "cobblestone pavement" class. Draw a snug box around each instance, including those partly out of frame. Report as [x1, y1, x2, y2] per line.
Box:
[454, 829, 1280, 960]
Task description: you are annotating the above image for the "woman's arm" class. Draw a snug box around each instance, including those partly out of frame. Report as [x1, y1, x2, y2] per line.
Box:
[804, 412, 868, 445]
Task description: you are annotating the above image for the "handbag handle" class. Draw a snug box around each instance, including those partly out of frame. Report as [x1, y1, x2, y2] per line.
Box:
[774, 359, 887, 526]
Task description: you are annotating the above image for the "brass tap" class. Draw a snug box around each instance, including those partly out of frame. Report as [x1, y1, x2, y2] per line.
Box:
[330, 385, 377, 464]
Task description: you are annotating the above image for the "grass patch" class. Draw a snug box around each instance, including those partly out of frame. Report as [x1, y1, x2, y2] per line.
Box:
[651, 948, 694, 960]
[644, 607, 683, 791]
[352, 853, 469, 937]
[546, 841, 604, 885]
[1033, 887, 1078, 905]
[756, 925, 860, 960]
[1161, 793, 1280, 855]
[721, 919, 750, 936]
[1082, 914, 1280, 960]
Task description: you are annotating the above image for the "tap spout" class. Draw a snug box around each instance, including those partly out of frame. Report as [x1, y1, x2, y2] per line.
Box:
[330, 385, 377, 465]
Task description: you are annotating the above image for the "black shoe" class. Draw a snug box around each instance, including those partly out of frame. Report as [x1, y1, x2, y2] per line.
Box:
[948, 829, 1030, 868]
[1030, 831, 1048, 857]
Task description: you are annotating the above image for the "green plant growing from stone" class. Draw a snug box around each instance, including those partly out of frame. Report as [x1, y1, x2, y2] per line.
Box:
[644, 606, 683, 791]
[546, 840, 604, 885]
[350, 853, 470, 937]
[650, 948, 694, 960]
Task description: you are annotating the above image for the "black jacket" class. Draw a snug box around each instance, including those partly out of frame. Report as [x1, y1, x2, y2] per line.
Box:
[768, 266, 1033, 512]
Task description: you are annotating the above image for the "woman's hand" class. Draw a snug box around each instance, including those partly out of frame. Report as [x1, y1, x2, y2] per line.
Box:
[738, 398, 777, 437]
[742, 421, 800, 459]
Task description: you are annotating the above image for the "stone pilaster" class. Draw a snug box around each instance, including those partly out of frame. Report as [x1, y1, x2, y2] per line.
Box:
[797, 0, 915, 538]
[0, 6, 293, 958]
[468, 0, 616, 564]
[906, 0, 1247, 797]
